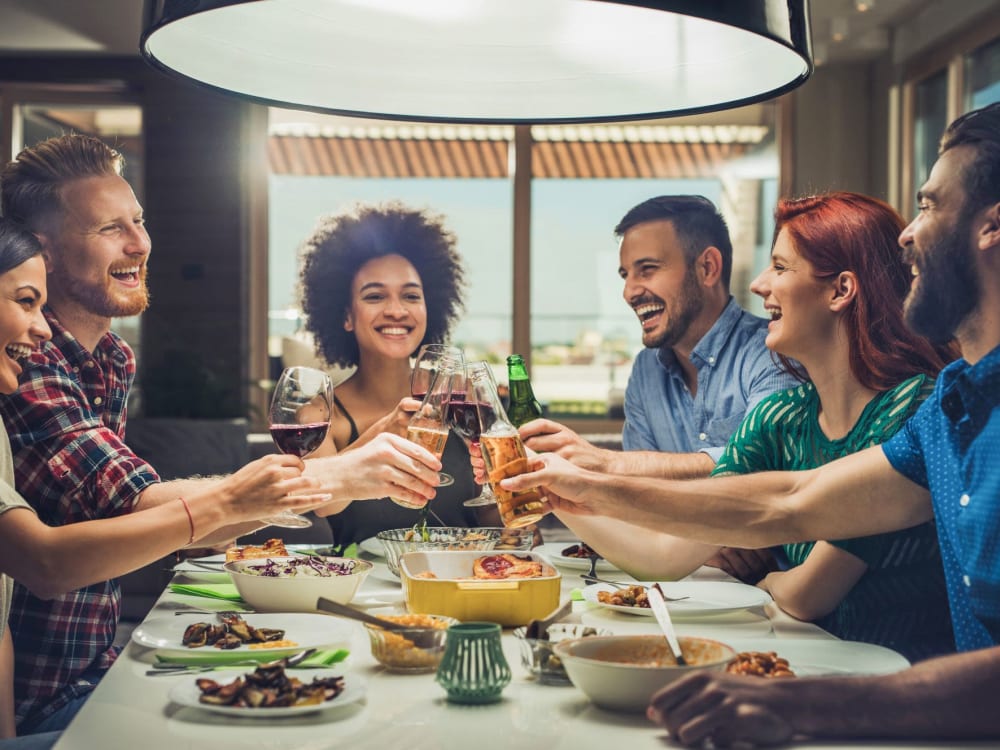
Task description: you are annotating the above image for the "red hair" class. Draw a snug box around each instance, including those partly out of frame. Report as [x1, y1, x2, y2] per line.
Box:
[773, 192, 955, 390]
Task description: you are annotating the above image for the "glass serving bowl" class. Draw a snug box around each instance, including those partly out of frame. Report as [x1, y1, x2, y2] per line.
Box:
[513, 623, 613, 685]
[363, 612, 459, 673]
[376, 527, 505, 577]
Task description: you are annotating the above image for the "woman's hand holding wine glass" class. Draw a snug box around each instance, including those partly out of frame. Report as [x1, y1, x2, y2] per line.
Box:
[266, 366, 334, 528]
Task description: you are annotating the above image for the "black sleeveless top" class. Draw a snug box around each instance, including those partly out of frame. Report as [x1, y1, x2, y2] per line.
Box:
[326, 396, 481, 550]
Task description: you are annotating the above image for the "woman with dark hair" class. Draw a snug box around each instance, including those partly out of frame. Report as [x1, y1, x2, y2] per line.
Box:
[545, 192, 955, 660]
[299, 202, 482, 548]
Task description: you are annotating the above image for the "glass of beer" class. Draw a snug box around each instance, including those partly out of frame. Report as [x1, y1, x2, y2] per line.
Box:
[469, 364, 546, 528]
[390, 366, 457, 509]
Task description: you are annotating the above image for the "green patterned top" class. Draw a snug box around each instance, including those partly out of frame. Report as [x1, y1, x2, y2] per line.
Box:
[714, 374, 954, 660]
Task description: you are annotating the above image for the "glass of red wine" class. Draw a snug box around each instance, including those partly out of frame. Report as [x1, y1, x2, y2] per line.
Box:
[452, 361, 499, 508]
[411, 344, 464, 487]
[267, 366, 333, 528]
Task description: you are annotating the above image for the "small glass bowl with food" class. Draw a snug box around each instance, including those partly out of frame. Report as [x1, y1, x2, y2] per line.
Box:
[513, 623, 613, 685]
[363, 611, 459, 673]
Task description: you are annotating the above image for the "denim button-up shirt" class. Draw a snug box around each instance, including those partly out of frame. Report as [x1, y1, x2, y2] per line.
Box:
[622, 298, 797, 460]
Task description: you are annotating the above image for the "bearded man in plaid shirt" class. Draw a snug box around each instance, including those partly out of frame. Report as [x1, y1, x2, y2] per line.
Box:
[0, 135, 444, 734]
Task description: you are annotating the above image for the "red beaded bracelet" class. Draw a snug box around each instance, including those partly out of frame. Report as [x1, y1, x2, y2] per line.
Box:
[178, 497, 195, 544]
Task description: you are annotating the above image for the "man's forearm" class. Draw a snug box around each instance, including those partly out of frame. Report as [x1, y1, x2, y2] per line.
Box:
[604, 450, 716, 480]
[794, 648, 1000, 739]
[135, 478, 268, 544]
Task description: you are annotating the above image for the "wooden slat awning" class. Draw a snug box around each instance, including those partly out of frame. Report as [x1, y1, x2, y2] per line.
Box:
[268, 124, 767, 179]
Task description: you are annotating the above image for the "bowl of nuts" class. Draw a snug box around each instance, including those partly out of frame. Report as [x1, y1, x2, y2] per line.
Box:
[363, 611, 459, 673]
[513, 623, 613, 685]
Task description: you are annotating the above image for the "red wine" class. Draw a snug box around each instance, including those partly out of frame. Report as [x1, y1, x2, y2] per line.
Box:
[450, 400, 493, 443]
[270, 422, 329, 457]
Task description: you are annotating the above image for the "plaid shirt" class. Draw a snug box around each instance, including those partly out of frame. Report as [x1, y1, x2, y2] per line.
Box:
[0, 310, 159, 730]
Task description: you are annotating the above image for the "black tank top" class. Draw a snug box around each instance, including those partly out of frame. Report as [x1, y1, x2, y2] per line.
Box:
[326, 396, 479, 550]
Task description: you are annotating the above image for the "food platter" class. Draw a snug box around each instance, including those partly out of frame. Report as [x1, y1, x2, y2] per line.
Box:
[722, 638, 910, 677]
[168, 670, 365, 718]
[534, 542, 618, 573]
[581, 581, 772, 618]
[132, 613, 352, 658]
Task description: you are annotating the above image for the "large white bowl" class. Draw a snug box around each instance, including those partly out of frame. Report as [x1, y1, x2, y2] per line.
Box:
[224, 556, 372, 613]
[554, 635, 736, 713]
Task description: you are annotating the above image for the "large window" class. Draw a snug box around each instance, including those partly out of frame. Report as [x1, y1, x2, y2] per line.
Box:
[912, 70, 948, 197]
[266, 109, 777, 424]
[965, 37, 1000, 110]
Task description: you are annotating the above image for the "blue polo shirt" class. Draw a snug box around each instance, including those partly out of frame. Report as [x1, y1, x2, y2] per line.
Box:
[882, 343, 1000, 651]
[622, 297, 797, 460]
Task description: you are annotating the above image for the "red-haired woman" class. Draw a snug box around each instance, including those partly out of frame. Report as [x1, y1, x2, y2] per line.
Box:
[559, 192, 956, 660]
[711, 192, 957, 660]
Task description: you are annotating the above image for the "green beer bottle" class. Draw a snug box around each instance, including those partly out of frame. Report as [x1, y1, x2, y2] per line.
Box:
[506, 354, 544, 427]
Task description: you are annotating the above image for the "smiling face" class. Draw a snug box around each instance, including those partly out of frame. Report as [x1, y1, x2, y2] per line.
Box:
[750, 228, 839, 364]
[344, 254, 427, 361]
[40, 174, 150, 320]
[0, 255, 51, 394]
[898, 145, 980, 344]
[619, 220, 704, 350]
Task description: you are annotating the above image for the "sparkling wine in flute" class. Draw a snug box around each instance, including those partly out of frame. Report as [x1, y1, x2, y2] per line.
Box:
[390, 365, 457, 509]
[406, 424, 450, 458]
[479, 428, 546, 528]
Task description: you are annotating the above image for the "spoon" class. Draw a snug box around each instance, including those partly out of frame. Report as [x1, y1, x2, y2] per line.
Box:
[647, 586, 686, 666]
[524, 599, 573, 640]
[315, 597, 441, 648]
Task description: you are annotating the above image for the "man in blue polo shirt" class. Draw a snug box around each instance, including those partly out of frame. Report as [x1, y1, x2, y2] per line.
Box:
[504, 102, 1000, 745]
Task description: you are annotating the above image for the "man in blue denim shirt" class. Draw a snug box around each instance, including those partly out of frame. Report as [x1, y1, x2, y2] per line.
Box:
[522, 196, 795, 580]
[507, 103, 1000, 745]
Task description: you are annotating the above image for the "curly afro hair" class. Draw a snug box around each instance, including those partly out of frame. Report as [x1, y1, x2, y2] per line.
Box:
[298, 202, 466, 368]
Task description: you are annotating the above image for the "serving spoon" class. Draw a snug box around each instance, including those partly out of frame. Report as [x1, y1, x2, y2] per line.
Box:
[315, 597, 441, 648]
[647, 586, 686, 666]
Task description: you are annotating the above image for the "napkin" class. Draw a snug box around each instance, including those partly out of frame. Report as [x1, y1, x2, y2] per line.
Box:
[570, 588, 585, 602]
[169, 582, 245, 603]
[154, 648, 350, 668]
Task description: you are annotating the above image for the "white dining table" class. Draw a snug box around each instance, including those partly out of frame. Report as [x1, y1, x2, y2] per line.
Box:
[51, 553, 992, 750]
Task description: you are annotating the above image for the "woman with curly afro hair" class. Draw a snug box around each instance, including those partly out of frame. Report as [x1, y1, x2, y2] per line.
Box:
[298, 202, 487, 547]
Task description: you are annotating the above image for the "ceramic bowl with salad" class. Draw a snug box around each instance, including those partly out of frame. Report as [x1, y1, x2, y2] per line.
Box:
[224, 556, 372, 612]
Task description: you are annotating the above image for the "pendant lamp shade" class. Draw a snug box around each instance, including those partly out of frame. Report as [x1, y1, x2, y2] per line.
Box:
[141, 0, 813, 124]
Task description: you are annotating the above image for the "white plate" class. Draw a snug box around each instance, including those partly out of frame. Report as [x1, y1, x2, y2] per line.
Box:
[581, 607, 775, 639]
[723, 638, 910, 677]
[168, 670, 365, 718]
[132, 613, 352, 657]
[357, 537, 385, 559]
[581, 581, 772, 618]
[535, 542, 618, 572]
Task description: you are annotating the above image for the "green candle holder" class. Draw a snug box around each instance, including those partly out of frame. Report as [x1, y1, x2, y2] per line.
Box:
[435, 622, 511, 704]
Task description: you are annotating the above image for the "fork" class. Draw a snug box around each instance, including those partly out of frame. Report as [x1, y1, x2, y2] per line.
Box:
[146, 648, 318, 676]
[579, 574, 690, 601]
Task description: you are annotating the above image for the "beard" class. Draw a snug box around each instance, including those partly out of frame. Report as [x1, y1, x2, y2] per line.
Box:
[49, 263, 150, 319]
[903, 217, 979, 344]
[643, 269, 704, 349]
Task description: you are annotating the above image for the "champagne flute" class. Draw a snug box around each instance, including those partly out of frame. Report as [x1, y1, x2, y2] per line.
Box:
[411, 344, 464, 485]
[391, 367, 457, 508]
[266, 366, 333, 528]
[470, 364, 546, 529]
[452, 361, 500, 508]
